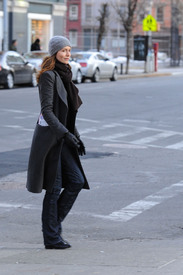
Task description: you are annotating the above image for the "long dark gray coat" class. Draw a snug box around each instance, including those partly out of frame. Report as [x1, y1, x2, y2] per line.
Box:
[26, 70, 89, 193]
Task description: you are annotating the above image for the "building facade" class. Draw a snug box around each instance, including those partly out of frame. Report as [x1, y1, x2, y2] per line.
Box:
[134, 0, 180, 57]
[66, 0, 126, 54]
[66, 0, 82, 50]
[65, 0, 183, 59]
[0, 0, 67, 53]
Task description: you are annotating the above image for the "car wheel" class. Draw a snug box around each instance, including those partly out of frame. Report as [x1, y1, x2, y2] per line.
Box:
[5, 73, 14, 89]
[110, 68, 118, 81]
[92, 68, 100, 82]
[75, 69, 82, 84]
[31, 72, 37, 87]
[81, 76, 85, 83]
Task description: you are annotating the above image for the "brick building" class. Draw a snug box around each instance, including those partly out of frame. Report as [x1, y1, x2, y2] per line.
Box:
[66, 0, 82, 50]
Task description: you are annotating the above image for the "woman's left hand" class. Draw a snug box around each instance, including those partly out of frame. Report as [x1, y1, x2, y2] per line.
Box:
[77, 138, 86, 156]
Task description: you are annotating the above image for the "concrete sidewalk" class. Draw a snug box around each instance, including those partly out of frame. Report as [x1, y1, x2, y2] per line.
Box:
[0, 238, 183, 275]
[117, 66, 183, 80]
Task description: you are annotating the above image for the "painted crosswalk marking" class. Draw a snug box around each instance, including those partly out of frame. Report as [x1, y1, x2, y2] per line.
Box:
[2, 110, 183, 150]
[84, 128, 144, 142]
[132, 132, 176, 145]
[166, 140, 183, 150]
[93, 180, 183, 222]
[80, 122, 183, 150]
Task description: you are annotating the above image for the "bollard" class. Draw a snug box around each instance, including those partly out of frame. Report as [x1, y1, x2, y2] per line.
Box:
[120, 63, 123, 74]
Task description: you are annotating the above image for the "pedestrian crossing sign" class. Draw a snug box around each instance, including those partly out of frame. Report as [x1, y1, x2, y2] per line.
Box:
[143, 15, 157, 31]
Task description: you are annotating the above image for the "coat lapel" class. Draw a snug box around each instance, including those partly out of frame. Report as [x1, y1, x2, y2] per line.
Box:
[54, 70, 68, 108]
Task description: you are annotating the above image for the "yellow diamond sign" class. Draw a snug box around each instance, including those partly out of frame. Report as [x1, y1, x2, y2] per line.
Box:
[143, 15, 157, 31]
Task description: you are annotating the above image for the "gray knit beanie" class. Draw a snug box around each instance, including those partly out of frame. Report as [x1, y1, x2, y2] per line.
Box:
[48, 36, 71, 56]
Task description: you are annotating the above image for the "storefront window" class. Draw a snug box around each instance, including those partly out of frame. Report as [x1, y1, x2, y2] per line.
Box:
[31, 20, 50, 51]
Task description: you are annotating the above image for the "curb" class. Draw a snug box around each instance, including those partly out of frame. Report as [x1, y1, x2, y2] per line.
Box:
[117, 72, 172, 80]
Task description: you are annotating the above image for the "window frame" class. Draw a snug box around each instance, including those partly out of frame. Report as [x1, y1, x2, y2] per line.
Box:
[69, 30, 78, 47]
[69, 4, 79, 21]
[156, 6, 164, 22]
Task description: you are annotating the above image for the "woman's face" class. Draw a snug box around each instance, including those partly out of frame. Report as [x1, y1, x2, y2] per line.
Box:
[56, 46, 71, 64]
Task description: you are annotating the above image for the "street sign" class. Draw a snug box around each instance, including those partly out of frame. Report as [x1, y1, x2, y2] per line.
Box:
[143, 15, 157, 32]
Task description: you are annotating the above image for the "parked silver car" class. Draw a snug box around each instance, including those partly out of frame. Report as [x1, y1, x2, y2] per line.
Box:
[23, 51, 83, 84]
[72, 51, 118, 82]
[69, 59, 82, 84]
[0, 51, 37, 89]
[23, 51, 48, 72]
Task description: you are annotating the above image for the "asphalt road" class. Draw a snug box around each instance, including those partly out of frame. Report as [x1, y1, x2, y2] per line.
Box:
[0, 76, 183, 274]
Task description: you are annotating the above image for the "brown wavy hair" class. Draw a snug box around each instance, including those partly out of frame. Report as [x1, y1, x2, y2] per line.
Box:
[36, 54, 56, 83]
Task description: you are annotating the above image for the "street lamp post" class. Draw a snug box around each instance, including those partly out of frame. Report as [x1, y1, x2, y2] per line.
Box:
[145, 0, 153, 73]
[3, 0, 8, 51]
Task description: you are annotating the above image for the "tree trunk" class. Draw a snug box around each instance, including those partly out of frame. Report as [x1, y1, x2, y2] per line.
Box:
[125, 29, 132, 74]
[97, 3, 108, 52]
[97, 34, 102, 52]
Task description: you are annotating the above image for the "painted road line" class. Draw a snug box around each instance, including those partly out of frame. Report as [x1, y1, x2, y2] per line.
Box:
[166, 140, 183, 150]
[93, 180, 183, 222]
[123, 119, 151, 124]
[83, 128, 145, 142]
[77, 118, 100, 123]
[3, 125, 23, 129]
[131, 132, 176, 145]
[0, 109, 29, 114]
[0, 202, 39, 210]
[80, 123, 129, 135]
[3, 125, 34, 132]
[103, 143, 147, 149]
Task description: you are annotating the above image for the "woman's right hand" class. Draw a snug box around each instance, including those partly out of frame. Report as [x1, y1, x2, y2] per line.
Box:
[64, 132, 80, 148]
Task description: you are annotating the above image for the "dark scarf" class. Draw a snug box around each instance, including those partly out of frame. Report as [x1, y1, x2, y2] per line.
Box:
[55, 60, 82, 111]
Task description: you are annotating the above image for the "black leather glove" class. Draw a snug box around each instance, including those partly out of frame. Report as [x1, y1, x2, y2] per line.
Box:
[77, 137, 86, 156]
[64, 132, 80, 149]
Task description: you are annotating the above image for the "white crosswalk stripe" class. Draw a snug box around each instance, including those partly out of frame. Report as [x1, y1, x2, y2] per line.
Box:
[80, 120, 183, 150]
[132, 132, 176, 145]
[166, 140, 183, 150]
[83, 128, 144, 142]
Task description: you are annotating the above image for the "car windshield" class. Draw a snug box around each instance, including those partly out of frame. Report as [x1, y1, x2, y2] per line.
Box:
[24, 52, 48, 59]
[72, 53, 91, 60]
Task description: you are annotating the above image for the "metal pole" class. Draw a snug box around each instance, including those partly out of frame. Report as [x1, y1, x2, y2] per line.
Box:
[3, 0, 8, 51]
[145, 0, 153, 73]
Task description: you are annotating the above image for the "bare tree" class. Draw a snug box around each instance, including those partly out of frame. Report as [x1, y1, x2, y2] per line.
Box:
[97, 3, 109, 52]
[113, 0, 138, 74]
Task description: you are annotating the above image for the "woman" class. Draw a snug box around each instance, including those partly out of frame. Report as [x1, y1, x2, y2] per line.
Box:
[26, 36, 89, 249]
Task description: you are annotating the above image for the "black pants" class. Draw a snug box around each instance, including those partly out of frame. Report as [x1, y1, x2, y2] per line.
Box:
[42, 144, 84, 245]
